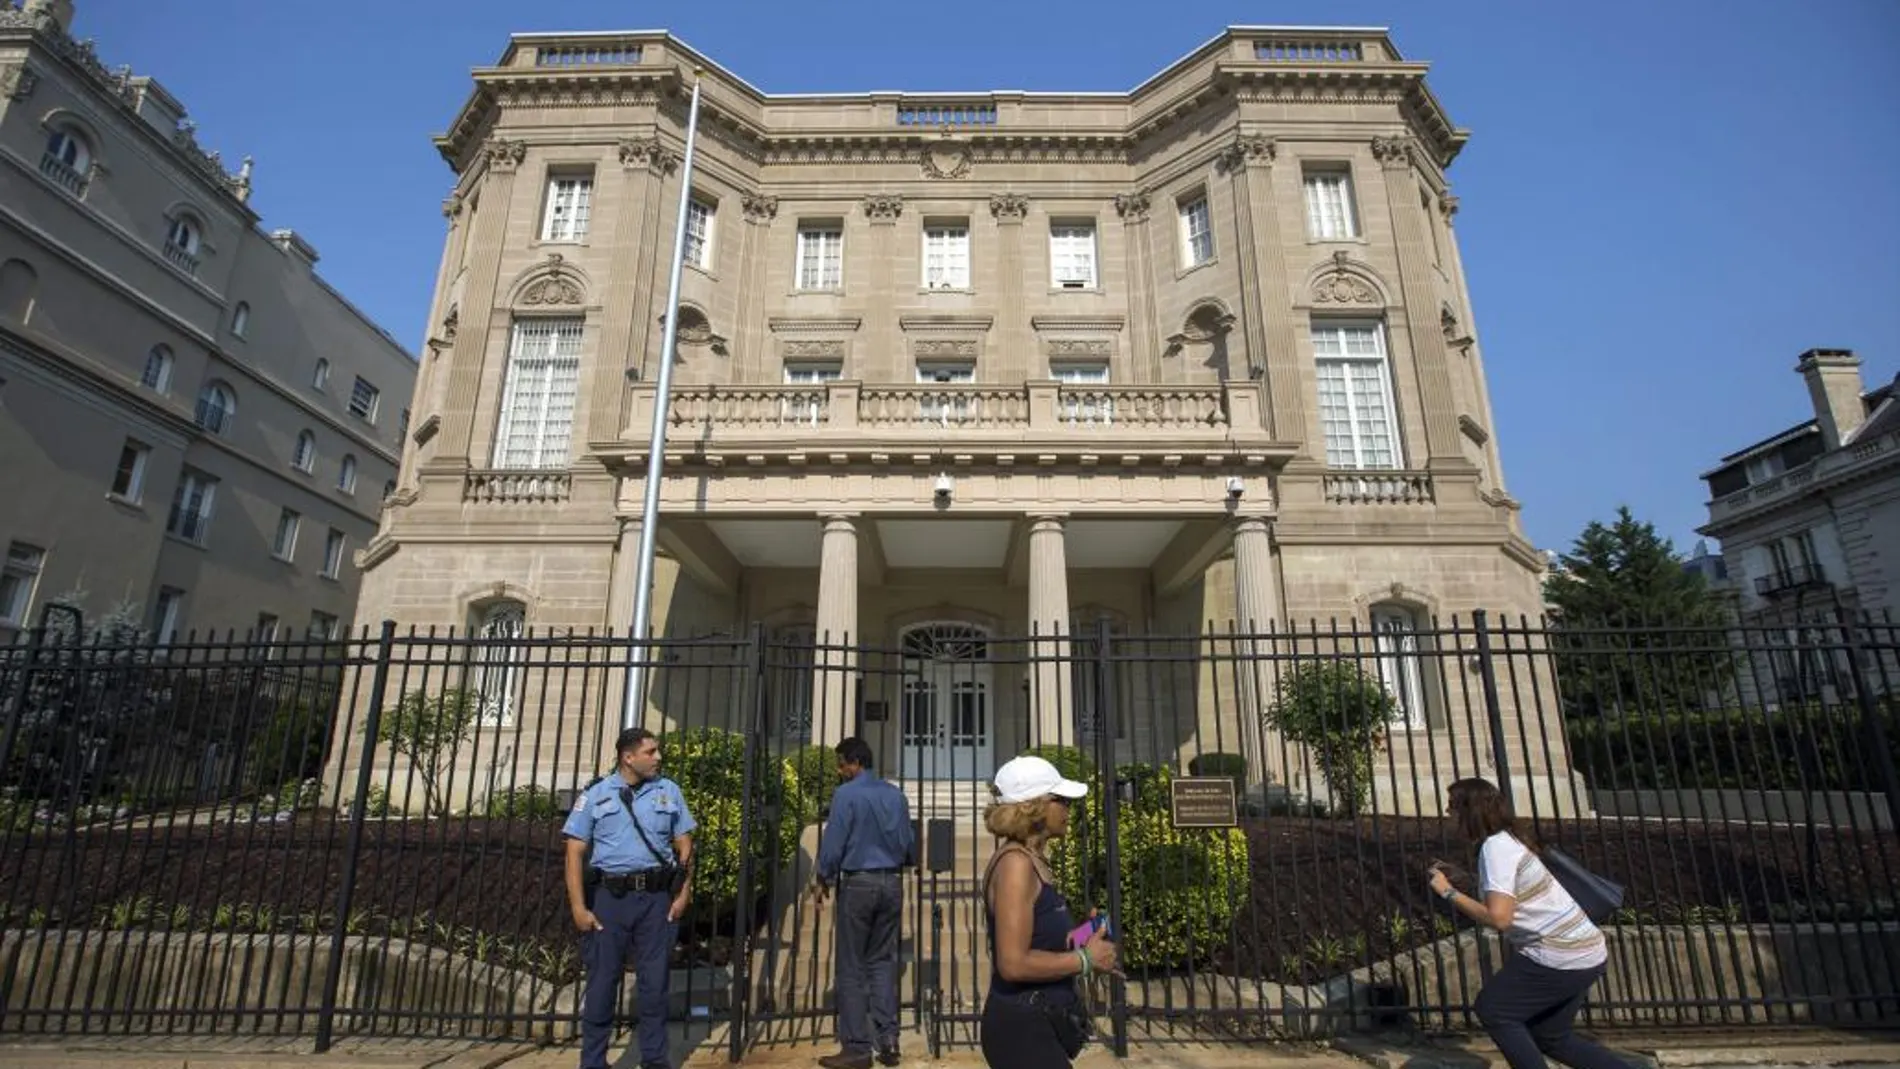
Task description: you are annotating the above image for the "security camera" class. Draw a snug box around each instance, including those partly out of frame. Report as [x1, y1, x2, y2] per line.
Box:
[934, 472, 953, 500]
[1226, 476, 1244, 499]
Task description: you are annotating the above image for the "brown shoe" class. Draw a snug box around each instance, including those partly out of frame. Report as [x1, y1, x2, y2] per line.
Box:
[817, 1053, 873, 1069]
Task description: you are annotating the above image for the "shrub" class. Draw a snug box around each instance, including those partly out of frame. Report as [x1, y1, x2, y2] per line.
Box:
[1566, 702, 1900, 792]
[662, 727, 804, 919]
[1117, 763, 1174, 814]
[484, 785, 564, 820]
[1263, 662, 1393, 816]
[1020, 744, 1096, 783]
[347, 783, 390, 819]
[786, 744, 839, 821]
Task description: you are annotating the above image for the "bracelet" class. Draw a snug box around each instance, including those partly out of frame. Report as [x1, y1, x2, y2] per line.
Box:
[1440, 888, 1457, 901]
[1075, 948, 1092, 978]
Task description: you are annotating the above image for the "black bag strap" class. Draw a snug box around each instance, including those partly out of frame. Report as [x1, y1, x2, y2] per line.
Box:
[619, 784, 675, 870]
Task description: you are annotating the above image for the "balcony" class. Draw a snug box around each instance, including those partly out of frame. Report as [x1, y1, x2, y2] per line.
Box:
[1706, 429, 1896, 529]
[163, 241, 200, 276]
[463, 470, 571, 505]
[1322, 471, 1436, 505]
[38, 152, 87, 197]
[625, 380, 1279, 464]
[1755, 562, 1828, 598]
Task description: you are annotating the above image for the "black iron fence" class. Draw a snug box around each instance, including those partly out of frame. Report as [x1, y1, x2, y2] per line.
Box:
[0, 608, 1896, 1054]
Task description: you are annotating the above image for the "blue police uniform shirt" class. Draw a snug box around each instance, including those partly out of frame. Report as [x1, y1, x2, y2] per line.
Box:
[562, 774, 698, 874]
[816, 770, 914, 883]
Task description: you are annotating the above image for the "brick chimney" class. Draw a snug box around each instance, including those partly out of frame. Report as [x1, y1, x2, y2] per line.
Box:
[1797, 348, 1866, 450]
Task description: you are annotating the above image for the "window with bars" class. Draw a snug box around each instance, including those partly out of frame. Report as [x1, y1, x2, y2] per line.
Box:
[292, 430, 315, 473]
[1304, 168, 1358, 240]
[1312, 321, 1402, 470]
[1373, 607, 1428, 728]
[141, 345, 173, 392]
[307, 610, 338, 642]
[348, 377, 380, 422]
[195, 382, 235, 434]
[796, 226, 843, 290]
[153, 587, 185, 644]
[111, 440, 150, 502]
[1179, 195, 1213, 267]
[541, 175, 593, 242]
[272, 508, 300, 561]
[473, 601, 527, 726]
[167, 468, 217, 544]
[684, 198, 715, 269]
[494, 318, 583, 469]
[923, 224, 971, 289]
[1050, 223, 1097, 289]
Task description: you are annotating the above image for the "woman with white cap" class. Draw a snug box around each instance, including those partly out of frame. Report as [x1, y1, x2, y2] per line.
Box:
[979, 754, 1118, 1068]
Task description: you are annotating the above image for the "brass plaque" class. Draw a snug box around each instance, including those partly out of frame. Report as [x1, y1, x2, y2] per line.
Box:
[1169, 777, 1238, 828]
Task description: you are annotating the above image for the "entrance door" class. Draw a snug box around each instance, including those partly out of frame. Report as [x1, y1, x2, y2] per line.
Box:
[897, 624, 995, 781]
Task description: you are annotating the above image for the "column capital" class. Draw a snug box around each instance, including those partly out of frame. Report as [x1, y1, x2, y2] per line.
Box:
[1027, 513, 1068, 531]
[820, 512, 860, 530]
[1231, 515, 1275, 538]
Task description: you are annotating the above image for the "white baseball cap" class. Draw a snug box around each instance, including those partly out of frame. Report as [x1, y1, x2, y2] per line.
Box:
[992, 755, 1089, 804]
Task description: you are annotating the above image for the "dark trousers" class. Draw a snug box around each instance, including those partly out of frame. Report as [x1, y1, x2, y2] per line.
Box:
[833, 871, 902, 1055]
[979, 994, 1072, 1068]
[1474, 955, 1627, 1069]
[579, 886, 676, 1069]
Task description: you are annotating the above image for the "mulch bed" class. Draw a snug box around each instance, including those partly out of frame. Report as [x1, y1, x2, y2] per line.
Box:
[2, 813, 1895, 987]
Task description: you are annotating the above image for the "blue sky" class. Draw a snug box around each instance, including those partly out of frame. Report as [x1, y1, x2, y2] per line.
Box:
[79, 1, 1900, 557]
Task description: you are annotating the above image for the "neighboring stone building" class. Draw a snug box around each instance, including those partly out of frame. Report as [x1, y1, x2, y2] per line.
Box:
[0, 1, 415, 643]
[353, 25, 1557, 814]
[1699, 349, 1900, 705]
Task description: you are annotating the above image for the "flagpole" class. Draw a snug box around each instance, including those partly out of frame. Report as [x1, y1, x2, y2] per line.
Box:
[622, 68, 704, 730]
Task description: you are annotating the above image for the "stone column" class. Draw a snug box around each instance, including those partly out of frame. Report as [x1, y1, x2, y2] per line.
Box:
[1231, 516, 1284, 787]
[736, 193, 779, 382]
[862, 195, 903, 382]
[587, 137, 678, 444]
[812, 514, 860, 745]
[1026, 515, 1073, 748]
[1114, 191, 1159, 383]
[990, 194, 1030, 380]
[436, 139, 525, 467]
[1372, 136, 1464, 467]
[1222, 136, 1305, 443]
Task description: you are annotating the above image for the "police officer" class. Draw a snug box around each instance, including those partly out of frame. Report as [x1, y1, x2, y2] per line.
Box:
[564, 727, 697, 1069]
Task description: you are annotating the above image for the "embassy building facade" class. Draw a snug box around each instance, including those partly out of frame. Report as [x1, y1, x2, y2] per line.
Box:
[353, 26, 1560, 815]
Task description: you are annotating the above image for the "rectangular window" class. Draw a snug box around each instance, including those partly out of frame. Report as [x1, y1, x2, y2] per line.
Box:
[307, 610, 338, 641]
[272, 508, 300, 561]
[1179, 195, 1213, 267]
[1304, 168, 1359, 240]
[684, 198, 715, 269]
[0, 542, 45, 626]
[348, 377, 380, 422]
[1373, 609, 1427, 728]
[255, 612, 278, 643]
[110, 440, 150, 502]
[321, 528, 345, 579]
[783, 362, 841, 425]
[494, 318, 583, 469]
[1050, 223, 1097, 289]
[540, 175, 593, 242]
[153, 586, 184, 645]
[398, 407, 411, 440]
[1052, 363, 1112, 425]
[923, 224, 971, 289]
[796, 226, 844, 291]
[166, 468, 218, 544]
[1313, 321, 1402, 469]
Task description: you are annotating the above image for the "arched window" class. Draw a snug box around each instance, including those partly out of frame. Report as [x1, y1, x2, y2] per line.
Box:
[337, 454, 357, 493]
[292, 430, 315, 472]
[165, 214, 203, 274]
[1371, 603, 1429, 728]
[311, 358, 329, 390]
[472, 600, 527, 726]
[231, 302, 250, 338]
[194, 381, 235, 434]
[0, 259, 38, 323]
[41, 125, 90, 195]
[141, 344, 174, 392]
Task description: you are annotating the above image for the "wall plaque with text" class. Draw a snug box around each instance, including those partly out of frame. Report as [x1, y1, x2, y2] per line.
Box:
[1169, 776, 1239, 828]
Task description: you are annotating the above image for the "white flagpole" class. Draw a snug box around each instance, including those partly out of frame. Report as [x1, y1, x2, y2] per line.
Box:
[622, 69, 704, 730]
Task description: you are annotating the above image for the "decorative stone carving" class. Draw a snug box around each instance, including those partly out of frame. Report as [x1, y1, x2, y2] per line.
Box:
[741, 191, 779, 223]
[441, 192, 463, 220]
[989, 193, 1028, 223]
[668, 306, 728, 355]
[483, 139, 527, 173]
[1440, 306, 1460, 341]
[921, 138, 972, 180]
[1370, 135, 1416, 170]
[782, 339, 846, 359]
[441, 306, 459, 342]
[1311, 268, 1378, 305]
[861, 193, 904, 223]
[1, 62, 38, 101]
[1047, 339, 1112, 359]
[520, 253, 584, 306]
[1438, 193, 1460, 221]
[617, 136, 680, 174]
[913, 338, 978, 359]
[1215, 134, 1276, 173]
[1113, 191, 1151, 223]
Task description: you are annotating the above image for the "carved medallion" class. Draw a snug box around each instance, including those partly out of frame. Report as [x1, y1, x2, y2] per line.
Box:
[1311, 272, 1378, 305]
[521, 253, 584, 305]
[921, 139, 972, 180]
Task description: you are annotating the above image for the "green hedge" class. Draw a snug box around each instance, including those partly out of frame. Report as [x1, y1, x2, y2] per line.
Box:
[484, 785, 564, 820]
[786, 744, 838, 821]
[664, 727, 805, 922]
[1566, 703, 1900, 792]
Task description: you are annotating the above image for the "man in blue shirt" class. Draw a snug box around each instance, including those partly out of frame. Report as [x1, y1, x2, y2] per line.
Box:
[563, 727, 697, 1069]
[810, 736, 914, 1068]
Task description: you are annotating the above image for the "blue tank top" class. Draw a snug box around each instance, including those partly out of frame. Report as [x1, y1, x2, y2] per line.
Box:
[985, 849, 1079, 1004]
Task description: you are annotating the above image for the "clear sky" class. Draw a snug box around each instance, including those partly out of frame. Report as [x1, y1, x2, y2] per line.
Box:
[76, 0, 1900, 557]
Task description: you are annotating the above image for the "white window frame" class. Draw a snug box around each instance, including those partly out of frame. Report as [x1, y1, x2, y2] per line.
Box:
[195, 382, 235, 434]
[923, 224, 971, 289]
[1303, 168, 1359, 240]
[42, 126, 90, 194]
[166, 216, 201, 256]
[0, 542, 46, 627]
[292, 430, 316, 473]
[1179, 195, 1213, 267]
[254, 613, 278, 644]
[272, 508, 300, 561]
[783, 361, 841, 425]
[321, 528, 345, 579]
[153, 587, 184, 645]
[1049, 222, 1098, 289]
[493, 318, 584, 469]
[1312, 320, 1404, 470]
[307, 610, 338, 642]
[141, 346, 173, 393]
[1052, 362, 1112, 425]
[796, 226, 844, 291]
[1373, 607, 1428, 729]
[337, 454, 358, 494]
[312, 359, 329, 391]
[232, 302, 250, 338]
[111, 440, 150, 503]
[348, 377, 380, 422]
[684, 197, 715, 269]
[167, 468, 217, 544]
[540, 174, 593, 243]
[473, 601, 527, 727]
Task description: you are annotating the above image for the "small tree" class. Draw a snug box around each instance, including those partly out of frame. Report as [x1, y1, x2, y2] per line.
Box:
[376, 688, 479, 816]
[1263, 661, 1394, 817]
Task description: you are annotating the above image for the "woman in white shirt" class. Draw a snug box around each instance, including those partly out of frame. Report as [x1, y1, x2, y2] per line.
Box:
[1427, 778, 1626, 1069]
